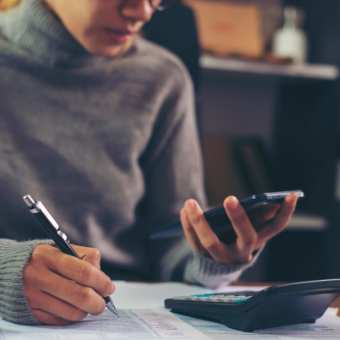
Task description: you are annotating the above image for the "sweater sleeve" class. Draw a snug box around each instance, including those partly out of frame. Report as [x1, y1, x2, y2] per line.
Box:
[150, 232, 264, 287]
[141, 60, 262, 285]
[0, 239, 52, 325]
[183, 246, 265, 288]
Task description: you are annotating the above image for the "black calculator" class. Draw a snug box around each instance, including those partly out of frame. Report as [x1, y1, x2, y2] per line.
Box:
[165, 279, 340, 332]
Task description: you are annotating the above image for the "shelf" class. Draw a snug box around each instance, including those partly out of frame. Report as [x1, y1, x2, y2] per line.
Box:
[200, 55, 339, 80]
[286, 212, 328, 231]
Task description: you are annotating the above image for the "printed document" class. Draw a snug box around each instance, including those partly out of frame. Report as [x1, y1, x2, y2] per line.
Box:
[175, 312, 340, 340]
[1, 282, 340, 340]
[0, 308, 209, 340]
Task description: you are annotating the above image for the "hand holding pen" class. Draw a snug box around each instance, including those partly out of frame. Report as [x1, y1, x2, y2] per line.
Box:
[22, 195, 118, 326]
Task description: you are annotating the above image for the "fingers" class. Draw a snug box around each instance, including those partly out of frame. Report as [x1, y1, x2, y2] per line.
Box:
[180, 208, 205, 254]
[224, 197, 257, 255]
[255, 193, 298, 247]
[72, 245, 101, 270]
[27, 290, 87, 322]
[44, 273, 106, 315]
[182, 200, 234, 264]
[31, 309, 70, 326]
[33, 245, 115, 298]
[25, 259, 106, 316]
[23, 244, 116, 325]
[250, 206, 280, 227]
[181, 194, 299, 266]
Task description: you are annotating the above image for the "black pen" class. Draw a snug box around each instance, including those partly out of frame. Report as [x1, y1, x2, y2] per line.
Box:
[23, 194, 119, 318]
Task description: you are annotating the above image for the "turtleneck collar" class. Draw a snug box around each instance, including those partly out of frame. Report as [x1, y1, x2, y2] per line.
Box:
[0, 0, 119, 67]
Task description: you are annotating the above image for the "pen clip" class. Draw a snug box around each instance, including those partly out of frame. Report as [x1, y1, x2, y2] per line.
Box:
[23, 195, 60, 231]
[35, 201, 60, 231]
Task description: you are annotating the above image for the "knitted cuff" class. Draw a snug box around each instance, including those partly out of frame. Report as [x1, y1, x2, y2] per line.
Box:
[183, 246, 265, 289]
[0, 239, 53, 325]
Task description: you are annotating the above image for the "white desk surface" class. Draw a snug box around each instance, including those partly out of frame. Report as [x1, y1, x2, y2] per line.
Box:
[0, 282, 339, 340]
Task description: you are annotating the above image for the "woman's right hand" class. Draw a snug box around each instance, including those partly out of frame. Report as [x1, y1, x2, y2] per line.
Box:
[23, 244, 115, 325]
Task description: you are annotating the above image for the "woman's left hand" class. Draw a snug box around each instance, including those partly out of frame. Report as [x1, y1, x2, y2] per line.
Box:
[180, 193, 298, 265]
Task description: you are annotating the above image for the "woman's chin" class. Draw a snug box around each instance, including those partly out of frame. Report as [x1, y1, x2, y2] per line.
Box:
[84, 40, 130, 58]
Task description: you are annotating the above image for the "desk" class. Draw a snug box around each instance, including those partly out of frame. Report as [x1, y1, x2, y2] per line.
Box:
[1, 281, 340, 339]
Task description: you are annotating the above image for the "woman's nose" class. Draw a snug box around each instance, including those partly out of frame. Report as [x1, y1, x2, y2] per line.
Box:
[121, 0, 154, 23]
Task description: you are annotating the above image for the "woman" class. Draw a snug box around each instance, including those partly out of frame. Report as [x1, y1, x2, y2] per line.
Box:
[0, 0, 298, 326]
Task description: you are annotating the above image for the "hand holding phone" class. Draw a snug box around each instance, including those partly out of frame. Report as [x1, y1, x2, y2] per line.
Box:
[150, 191, 303, 265]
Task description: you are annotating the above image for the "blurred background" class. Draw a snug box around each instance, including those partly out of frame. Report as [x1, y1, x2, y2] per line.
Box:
[1, 0, 340, 283]
[143, 0, 340, 282]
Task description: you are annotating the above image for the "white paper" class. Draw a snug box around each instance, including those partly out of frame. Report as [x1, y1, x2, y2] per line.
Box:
[0, 308, 210, 340]
[324, 308, 339, 317]
[1, 282, 339, 340]
[111, 282, 267, 310]
[175, 312, 340, 340]
[111, 282, 340, 340]
[112, 282, 210, 309]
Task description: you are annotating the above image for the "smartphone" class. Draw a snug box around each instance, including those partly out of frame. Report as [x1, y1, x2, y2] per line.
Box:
[149, 190, 304, 243]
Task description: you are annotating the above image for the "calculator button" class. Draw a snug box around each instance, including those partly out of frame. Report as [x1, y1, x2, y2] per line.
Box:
[220, 298, 236, 303]
[210, 298, 224, 302]
[221, 295, 238, 298]
[233, 296, 248, 299]
[171, 294, 252, 302]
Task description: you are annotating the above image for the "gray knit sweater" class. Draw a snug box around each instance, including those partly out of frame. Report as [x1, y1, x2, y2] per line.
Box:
[0, 0, 261, 325]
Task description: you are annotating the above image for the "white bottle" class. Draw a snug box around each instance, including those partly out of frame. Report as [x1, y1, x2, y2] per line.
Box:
[272, 7, 308, 63]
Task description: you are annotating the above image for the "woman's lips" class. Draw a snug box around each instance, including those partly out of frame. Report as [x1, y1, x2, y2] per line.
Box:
[105, 29, 133, 44]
